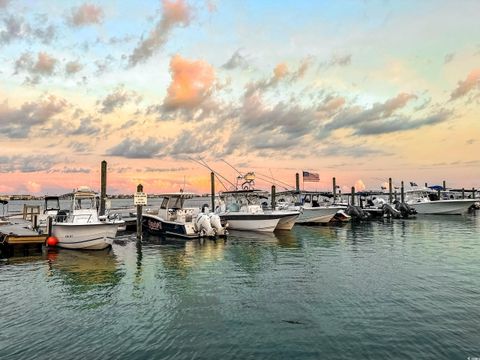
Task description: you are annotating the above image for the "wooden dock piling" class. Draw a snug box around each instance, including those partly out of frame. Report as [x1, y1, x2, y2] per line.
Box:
[333, 177, 337, 202]
[136, 184, 143, 241]
[271, 185, 276, 209]
[462, 188, 465, 199]
[388, 178, 393, 204]
[210, 172, 215, 211]
[100, 160, 107, 216]
[473, 188, 476, 199]
[443, 180, 446, 190]
[351, 186, 355, 206]
[401, 181, 405, 203]
[295, 173, 300, 192]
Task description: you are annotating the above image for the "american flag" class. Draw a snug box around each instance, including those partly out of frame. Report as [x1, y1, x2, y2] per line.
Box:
[303, 171, 319, 182]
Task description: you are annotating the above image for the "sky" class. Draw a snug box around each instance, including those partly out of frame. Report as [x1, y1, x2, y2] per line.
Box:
[0, 0, 480, 195]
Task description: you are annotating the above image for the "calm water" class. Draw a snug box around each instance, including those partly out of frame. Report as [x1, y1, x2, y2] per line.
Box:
[1, 213, 480, 359]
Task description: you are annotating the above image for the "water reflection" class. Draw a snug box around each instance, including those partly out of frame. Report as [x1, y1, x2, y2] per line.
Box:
[47, 248, 123, 307]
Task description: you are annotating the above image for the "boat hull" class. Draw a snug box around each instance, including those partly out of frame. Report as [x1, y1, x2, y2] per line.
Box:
[270, 212, 300, 230]
[52, 223, 118, 250]
[142, 214, 199, 239]
[296, 207, 341, 224]
[409, 199, 478, 215]
[220, 214, 280, 232]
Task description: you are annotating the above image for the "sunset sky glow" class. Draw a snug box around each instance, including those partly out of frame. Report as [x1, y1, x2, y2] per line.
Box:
[1, 0, 480, 195]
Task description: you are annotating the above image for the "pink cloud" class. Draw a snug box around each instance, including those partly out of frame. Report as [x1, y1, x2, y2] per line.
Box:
[68, 3, 104, 27]
[163, 54, 215, 110]
[129, 0, 192, 66]
[273, 63, 289, 80]
[450, 68, 480, 100]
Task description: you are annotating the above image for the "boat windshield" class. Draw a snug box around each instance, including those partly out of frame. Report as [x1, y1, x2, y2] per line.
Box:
[74, 197, 97, 210]
[160, 196, 184, 210]
[45, 197, 60, 210]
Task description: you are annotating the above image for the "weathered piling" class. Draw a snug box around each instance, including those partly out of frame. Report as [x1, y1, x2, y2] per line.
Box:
[271, 185, 276, 209]
[425, 182, 428, 188]
[462, 188, 465, 199]
[47, 216, 53, 237]
[388, 178, 393, 204]
[401, 181, 405, 203]
[333, 177, 337, 202]
[295, 173, 300, 192]
[443, 180, 446, 190]
[351, 186, 355, 206]
[100, 160, 107, 216]
[136, 184, 143, 241]
[473, 188, 476, 199]
[210, 172, 215, 211]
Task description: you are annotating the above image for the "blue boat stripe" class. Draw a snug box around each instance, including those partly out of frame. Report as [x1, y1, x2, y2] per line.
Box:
[58, 237, 113, 244]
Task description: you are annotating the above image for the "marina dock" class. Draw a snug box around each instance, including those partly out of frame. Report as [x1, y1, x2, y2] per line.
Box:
[0, 219, 47, 256]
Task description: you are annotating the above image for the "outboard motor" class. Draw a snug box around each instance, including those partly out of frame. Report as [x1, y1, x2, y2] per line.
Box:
[195, 205, 215, 237]
[382, 203, 401, 218]
[346, 205, 370, 220]
[209, 213, 228, 236]
[395, 202, 417, 218]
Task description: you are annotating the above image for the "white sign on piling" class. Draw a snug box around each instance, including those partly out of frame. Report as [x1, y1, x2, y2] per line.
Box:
[134, 192, 148, 206]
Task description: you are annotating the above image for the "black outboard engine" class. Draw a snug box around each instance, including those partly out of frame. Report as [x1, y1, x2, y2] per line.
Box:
[382, 203, 401, 218]
[394, 202, 417, 218]
[346, 205, 370, 220]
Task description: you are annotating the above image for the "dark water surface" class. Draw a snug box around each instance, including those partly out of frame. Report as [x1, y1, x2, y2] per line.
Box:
[1, 215, 480, 359]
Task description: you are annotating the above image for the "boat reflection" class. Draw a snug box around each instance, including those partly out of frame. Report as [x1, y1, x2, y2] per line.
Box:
[140, 233, 227, 278]
[47, 248, 123, 305]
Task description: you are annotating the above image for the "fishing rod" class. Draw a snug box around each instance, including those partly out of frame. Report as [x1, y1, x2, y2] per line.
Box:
[255, 171, 295, 190]
[188, 157, 233, 191]
[221, 159, 243, 177]
[198, 158, 236, 189]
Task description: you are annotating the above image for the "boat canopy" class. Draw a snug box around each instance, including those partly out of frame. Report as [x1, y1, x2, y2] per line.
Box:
[220, 189, 268, 196]
[158, 192, 197, 199]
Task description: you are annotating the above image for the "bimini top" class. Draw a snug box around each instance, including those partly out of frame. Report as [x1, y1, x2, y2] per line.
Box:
[44, 195, 60, 200]
[73, 186, 97, 199]
[158, 192, 197, 198]
[220, 189, 268, 196]
[276, 190, 333, 197]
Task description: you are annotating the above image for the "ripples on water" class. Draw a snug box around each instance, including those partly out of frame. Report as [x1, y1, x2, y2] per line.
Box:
[1, 215, 480, 359]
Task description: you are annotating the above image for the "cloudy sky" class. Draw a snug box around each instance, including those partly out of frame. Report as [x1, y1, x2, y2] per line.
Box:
[1, 0, 479, 195]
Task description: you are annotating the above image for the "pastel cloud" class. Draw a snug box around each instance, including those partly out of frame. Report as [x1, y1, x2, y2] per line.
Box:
[129, 0, 192, 66]
[14, 51, 58, 84]
[273, 63, 289, 80]
[163, 54, 215, 111]
[68, 3, 104, 27]
[98, 85, 140, 114]
[107, 137, 166, 158]
[222, 49, 250, 70]
[0, 95, 67, 138]
[450, 69, 480, 100]
[65, 60, 83, 75]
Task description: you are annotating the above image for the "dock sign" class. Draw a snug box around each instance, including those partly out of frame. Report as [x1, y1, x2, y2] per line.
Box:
[134, 192, 148, 206]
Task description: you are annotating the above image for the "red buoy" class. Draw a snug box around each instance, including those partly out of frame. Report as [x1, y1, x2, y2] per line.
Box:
[47, 236, 59, 247]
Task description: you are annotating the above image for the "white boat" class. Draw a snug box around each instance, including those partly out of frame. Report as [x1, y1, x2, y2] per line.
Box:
[277, 191, 344, 224]
[405, 188, 478, 215]
[217, 190, 298, 232]
[142, 192, 227, 238]
[52, 187, 120, 250]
